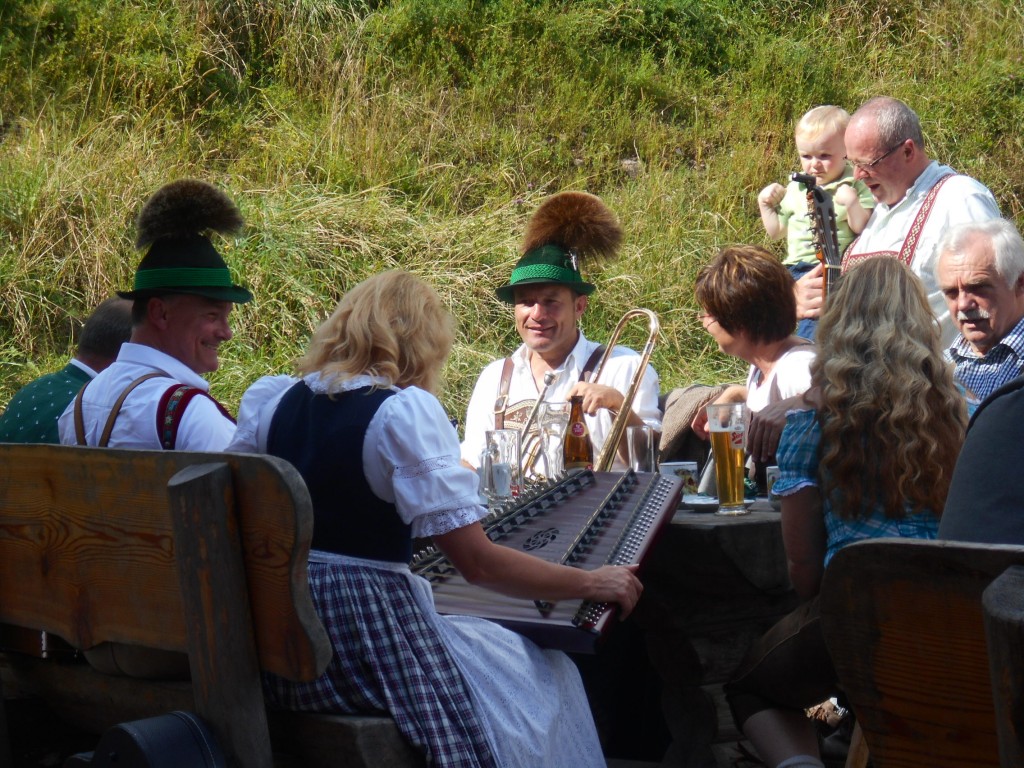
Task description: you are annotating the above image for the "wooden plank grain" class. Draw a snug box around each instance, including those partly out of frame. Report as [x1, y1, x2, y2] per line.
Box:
[0, 444, 329, 680]
[0, 448, 184, 651]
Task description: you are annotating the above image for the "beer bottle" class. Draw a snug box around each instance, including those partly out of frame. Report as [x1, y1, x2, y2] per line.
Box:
[563, 395, 594, 471]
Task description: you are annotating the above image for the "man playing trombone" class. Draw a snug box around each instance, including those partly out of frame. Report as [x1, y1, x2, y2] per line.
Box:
[460, 191, 661, 475]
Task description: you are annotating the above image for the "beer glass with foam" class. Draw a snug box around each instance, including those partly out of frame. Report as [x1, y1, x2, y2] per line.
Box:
[705, 402, 748, 515]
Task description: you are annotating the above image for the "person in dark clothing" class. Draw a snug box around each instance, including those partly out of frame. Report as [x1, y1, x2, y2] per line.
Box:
[940, 375, 1024, 544]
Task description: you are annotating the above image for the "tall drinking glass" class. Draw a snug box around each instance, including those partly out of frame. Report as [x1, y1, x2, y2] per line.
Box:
[706, 402, 748, 515]
[627, 424, 655, 472]
[538, 401, 570, 479]
[484, 429, 521, 499]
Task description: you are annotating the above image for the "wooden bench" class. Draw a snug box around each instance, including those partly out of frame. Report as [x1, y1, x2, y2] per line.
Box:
[820, 538, 1024, 768]
[0, 443, 423, 768]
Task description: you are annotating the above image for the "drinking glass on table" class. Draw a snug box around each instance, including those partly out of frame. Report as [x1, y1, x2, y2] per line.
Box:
[627, 424, 655, 472]
[484, 428, 521, 499]
[538, 401, 570, 479]
[706, 402, 749, 515]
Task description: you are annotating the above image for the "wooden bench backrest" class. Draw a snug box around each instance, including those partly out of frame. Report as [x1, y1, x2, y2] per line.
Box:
[820, 538, 1024, 768]
[0, 443, 331, 681]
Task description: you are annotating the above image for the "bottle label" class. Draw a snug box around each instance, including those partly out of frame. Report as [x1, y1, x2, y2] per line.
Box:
[570, 422, 586, 437]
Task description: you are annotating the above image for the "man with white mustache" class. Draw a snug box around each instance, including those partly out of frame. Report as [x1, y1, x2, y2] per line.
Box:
[936, 218, 1024, 403]
[59, 180, 252, 451]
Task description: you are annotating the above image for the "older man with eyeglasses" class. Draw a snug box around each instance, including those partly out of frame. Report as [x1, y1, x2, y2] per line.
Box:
[792, 96, 1000, 346]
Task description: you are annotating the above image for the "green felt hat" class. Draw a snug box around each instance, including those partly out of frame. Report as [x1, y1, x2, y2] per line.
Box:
[118, 234, 253, 304]
[496, 191, 620, 304]
[495, 244, 596, 304]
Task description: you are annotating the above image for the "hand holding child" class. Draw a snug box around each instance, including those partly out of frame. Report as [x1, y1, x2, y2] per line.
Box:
[794, 264, 824, 319]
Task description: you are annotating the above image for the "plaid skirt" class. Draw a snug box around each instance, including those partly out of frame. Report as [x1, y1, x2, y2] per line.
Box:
[264, 552, 603, 768]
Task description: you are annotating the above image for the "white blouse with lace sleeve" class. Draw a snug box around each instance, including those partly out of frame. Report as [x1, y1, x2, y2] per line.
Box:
[366, 383, 487, 538]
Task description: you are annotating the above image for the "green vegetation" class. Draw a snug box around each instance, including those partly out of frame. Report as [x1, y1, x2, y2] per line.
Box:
[2, 0, 1022, 424]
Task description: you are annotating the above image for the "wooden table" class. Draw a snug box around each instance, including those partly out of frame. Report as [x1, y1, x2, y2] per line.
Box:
[635, 499, 798, 766]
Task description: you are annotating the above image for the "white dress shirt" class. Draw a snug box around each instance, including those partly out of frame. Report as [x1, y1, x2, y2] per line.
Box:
[58, 342, 235, 450]
[846, 161, 1000, 347]
[460, 331, 661, 470]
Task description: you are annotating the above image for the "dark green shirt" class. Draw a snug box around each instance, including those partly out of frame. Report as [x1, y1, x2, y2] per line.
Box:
[0, 363, 92, 444]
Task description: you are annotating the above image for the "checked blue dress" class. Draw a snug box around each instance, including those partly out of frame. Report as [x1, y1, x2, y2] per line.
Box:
[773, 408, 940, 565]
[228, 373, 604, 768]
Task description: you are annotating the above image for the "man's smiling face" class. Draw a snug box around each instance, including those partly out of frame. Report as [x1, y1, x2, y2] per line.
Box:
[513, 284, 586, 364]
[155, 294, 234, 373]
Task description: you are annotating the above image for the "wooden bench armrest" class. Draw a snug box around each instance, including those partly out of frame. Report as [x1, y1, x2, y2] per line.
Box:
[168, 461, 271, 767]
[983, 564, 1024, 768]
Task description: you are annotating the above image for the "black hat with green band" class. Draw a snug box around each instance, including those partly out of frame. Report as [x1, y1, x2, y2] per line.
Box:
[119, 180, 252, 304]
[495, 191, 622, 305]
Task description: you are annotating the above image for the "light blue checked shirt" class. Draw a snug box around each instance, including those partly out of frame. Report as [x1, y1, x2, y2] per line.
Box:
[773, 409, 940, 567]
[946, 314, 1024, 403]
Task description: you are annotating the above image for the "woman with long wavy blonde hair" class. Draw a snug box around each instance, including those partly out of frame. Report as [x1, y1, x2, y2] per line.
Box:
[815, 257, 966, 521]
[724, 258, 967, 768]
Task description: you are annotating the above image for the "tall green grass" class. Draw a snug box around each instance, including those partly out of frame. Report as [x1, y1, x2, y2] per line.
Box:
[1, 0, 1022, 425]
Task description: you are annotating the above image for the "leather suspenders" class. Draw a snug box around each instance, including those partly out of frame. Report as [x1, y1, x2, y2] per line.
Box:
[493, 345, 605, 430]
[74, 373, 163, 447]
[73, 373, 234, 449]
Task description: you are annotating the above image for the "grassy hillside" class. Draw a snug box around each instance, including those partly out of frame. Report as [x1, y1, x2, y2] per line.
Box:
[1, 0, 1022, 425]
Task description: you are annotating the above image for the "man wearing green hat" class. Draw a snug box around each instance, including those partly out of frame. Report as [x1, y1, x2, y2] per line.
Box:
[58, 179, 252, 453]
[460, 192, 661, 474]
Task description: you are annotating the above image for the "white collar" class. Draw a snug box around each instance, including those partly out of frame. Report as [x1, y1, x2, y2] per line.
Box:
[115, 342, 211, 391]
[511, 330, 592, 379]
[302, 371, 395, 395]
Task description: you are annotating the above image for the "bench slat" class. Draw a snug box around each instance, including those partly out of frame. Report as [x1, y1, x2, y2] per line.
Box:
[169, 461, 272, 767]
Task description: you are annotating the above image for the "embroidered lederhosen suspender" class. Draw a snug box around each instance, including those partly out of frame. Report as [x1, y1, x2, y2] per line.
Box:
[841, 173, 957, 273]
[493, 345, 606, 430]
[492, 346, 605, 473]
[156, 384, 235, 450]
[74, 374, 235, 449]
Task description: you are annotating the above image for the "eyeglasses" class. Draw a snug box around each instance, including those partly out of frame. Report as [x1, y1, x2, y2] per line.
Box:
[848, 140, 906, 172]
[696, 310, 718, 326]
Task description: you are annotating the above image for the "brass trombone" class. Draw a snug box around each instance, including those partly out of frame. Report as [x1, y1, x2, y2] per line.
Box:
[592, 308, 660, 472]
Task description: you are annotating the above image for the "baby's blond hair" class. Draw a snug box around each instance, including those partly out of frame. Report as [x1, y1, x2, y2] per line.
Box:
[795, 105, 850, 142]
